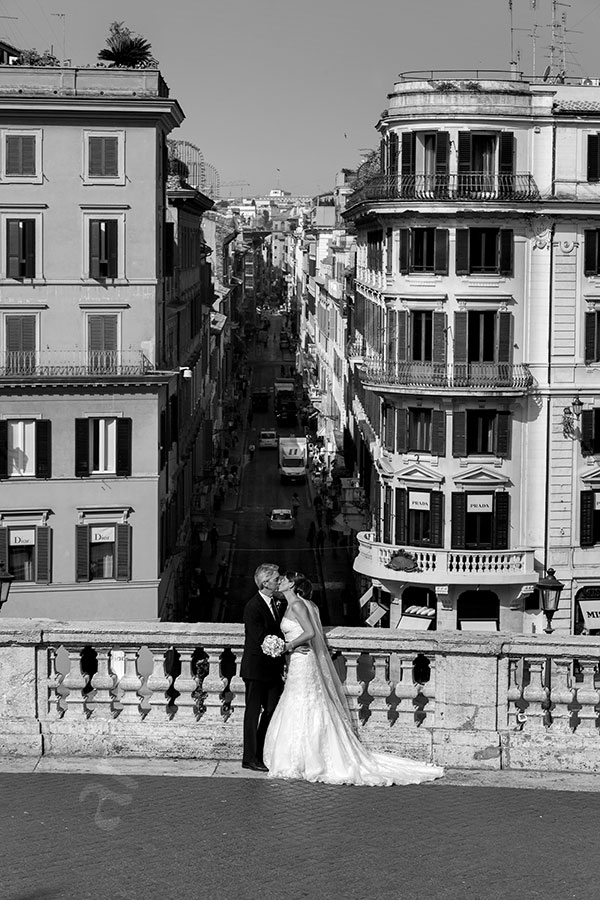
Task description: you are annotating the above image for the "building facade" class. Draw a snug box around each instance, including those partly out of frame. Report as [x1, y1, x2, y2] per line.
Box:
[344, 71, 600, 634]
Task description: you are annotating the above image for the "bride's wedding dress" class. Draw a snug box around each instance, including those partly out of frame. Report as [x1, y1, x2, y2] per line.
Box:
[263, 606, 444, 786]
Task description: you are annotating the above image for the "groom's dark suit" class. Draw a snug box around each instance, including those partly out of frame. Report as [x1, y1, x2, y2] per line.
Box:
[241, 592, 287, 767]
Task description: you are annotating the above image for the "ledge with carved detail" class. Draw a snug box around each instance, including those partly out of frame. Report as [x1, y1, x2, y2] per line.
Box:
[354, 531, 537, 585]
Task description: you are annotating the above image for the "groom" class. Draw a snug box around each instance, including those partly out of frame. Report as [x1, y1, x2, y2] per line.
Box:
[240, 563, 287, 772]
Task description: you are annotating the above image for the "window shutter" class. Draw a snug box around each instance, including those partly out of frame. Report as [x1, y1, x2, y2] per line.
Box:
[103, 137, 118, 176]
[0, 421, 7, 478]
[116, 417, 132, 477]
[499, 229, 513, 276]
[435, 132, 450, 174]
[106, 220, 118, 278]
[396, 309, 408, 363]
[6, 135, 36, 176]
[394, 488, 407, 544]
[89, 220, 101, 278]
[580, 491, 596, 548]
[388, 132, 399, 176]
[432, 311, 447, 365]
[401, 132, 414, 175]
[386, 309, 397, 364]
[386, 228, 393, 275]
[455, 229, 470, 275]
[89, 136, 118, 177]
[169, 393, 179, 444]
[6, 220, 20, 278]
[493, 492, 510, 550]
[453, 311, 468, 365]
[89, 137, 103, 176]
[384, 405, 395, 451]
[35, 420, 52, 478]
[457, 132, 471, 173]
[75, 525, 90, 582]
[35, 526, 51, 584]
[430, 491, 444, 547]
[6, 315, 35, 352]
[0, 527, 8, 569]
[103, 314, 118, 351]
[584, 230, 599, 277]
[585, 312, 598, 364]
[580, 409, 595, 457]
[23, 220, 35, 278]
[383, 486, 392, 544]
[451, 493, 467, 548]
[21, 314, 35, 352]
[395, 407, 408, 453]
[115, 524, 131, 581]
[588, 134, 600, 182]
[499, 132, 515, 174]
[164, 221, 175, 276]
[431, 410, 446, 456]
[379, 138, 386, 174]
[452, 410, 467, 457]
[399, 228, 410, 274]
[497, 311, 513, 364]
[495, 411, 511, 458]
[75, 419, 90, 477]
[434, 229, 449, 275]
[160, 410, 167, 468]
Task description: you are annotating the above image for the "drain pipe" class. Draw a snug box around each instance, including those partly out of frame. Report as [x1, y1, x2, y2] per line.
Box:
[543, 123, 557, 578]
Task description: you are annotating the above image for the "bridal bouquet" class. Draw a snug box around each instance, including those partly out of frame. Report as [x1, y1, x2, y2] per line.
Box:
[261, 635, 286, 657]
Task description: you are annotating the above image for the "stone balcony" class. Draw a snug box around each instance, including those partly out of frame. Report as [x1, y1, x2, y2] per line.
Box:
[354, 531, 536, 586]
[3, 618, 600, 774]
[359, 360, 534, 394]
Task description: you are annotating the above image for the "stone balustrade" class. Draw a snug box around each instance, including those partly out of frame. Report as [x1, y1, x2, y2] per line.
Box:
[2, 618, 600, 772]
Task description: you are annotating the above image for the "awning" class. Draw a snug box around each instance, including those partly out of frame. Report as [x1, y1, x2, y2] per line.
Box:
[358, 586, 373, 608]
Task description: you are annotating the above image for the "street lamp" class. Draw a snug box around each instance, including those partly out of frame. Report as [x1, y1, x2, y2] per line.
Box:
[537, 568, 564, 634]
[0, 562, 15, 612]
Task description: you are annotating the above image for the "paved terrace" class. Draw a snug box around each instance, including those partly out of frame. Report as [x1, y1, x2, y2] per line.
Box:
[2, 759, 600, 900]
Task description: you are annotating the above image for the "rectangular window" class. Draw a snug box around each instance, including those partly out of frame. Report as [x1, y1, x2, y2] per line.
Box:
[581, 409, 600, 457]
[411, 228, 436, 272]
[6, 135, 36, 176]
[467, 311, 496, 363]
[395, 488, 444, 547]
[7, 419, 36, 476]
[89, 220, 118, 279]
[88, 136, 119, 178]
[466, 410, 497, 454]
[453, 409, 510, 458]
[584, 230, 600, 276]
[91, 418, 117, 474]
[585, 311, 600, 363]
[5, 314, 36, 374]
[75, 417, 131, 477]
[6, 219, 35, 278]
[0, 525, 51, 583]
[76, 523, 131, 582]
[399, 228, 448, 275]
[408, 408, 432, 452]
[471, 228, 501, 273]
[456, 228, 513, 276]
[581, 491, 600, 547]
[587, 134, 600, 183]
[88, 314, 118, 372]
[411, 311, 433, 361]
[451, 492, 509, 550]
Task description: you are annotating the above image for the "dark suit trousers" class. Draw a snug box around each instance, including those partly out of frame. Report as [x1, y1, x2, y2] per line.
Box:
[243, 679, 282, 765]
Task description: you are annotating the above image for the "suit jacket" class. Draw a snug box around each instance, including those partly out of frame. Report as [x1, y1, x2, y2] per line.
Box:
[241, 592, 288, 682]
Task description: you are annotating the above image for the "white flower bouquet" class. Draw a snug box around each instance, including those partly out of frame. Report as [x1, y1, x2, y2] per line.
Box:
[261, 634, 286, 657]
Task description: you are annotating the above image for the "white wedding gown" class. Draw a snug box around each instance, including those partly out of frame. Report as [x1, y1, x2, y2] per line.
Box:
[263, 611, 444, 786]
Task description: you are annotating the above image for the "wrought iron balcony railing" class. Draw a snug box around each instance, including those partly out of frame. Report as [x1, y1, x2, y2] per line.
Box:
[0, 350, 154, 378]
[360, 360, 534, 391]
[348, 173, 540, 207]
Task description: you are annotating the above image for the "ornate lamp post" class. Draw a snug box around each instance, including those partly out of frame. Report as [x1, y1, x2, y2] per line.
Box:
[0, 562, 15, 613]
[537, 568, 564, 634]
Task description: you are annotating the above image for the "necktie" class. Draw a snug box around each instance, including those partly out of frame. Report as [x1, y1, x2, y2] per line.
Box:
[270, 599, 280, 623]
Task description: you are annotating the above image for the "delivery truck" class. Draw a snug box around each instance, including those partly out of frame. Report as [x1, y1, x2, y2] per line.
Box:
[278, 436, 308, 483]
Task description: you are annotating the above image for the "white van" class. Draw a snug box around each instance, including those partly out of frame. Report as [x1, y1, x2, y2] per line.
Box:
[259, 429, 278, 449]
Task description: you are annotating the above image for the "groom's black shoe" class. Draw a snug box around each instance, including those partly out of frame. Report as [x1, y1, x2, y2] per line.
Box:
[242, 761, 268, 772]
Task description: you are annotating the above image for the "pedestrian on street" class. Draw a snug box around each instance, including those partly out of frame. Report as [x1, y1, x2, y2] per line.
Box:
[248, 442, 256, 461]
[315, 526, 325, 555]
[306, 520, 316, 549]
[291, 492, 300, 518]
[209, 524, 219, 558]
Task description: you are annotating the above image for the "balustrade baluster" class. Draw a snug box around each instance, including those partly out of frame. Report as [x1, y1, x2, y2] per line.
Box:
[506, 657, 525, 728]
[61, 648, 89, 718]
[521, 658, 549, 729]
[365, 652, 392, 724]
[202, 648, 227, 722]
[549, 657, 575, 732]
[145, 646, 173, 721]
[172, 648, 199, 721]
[226, 653, 245, 719]
[116, 648, 143, 722]
[46, 646, 64, 719]
[574, 660, 600, 732]
[89, 646, 117, 719]
[394, 655, 420, 727]
[341, 651, 363, 717]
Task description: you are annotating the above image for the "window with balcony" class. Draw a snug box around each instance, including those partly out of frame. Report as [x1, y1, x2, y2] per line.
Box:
[0, 418, 51, 478]
[451, 491, 509, 550]
[394, 488, 444, 547]
[4, 314, 36, 374]
[581, 408, 600, 457]
[391, 407, 446, 455]
[75, 417, 132, 477]
[89, 220, 118, 279]
[400, 131, 450, 193]
[399, 228, 449, 275]
[83, 131, 125, 185]
[581, 491, 600, 547]
[75, 523, 131, 582]
[1, 131, 42, 183]
[455, 228, 513, 276]
[387, 309, 447, 367]
[457, 131, 515, 195]
[453, 309, 513, 368]
[0, 525, 51, 583]
[88, 314, 118, 372]
[585, 311, 600, 363]
[6, 219, 35, 279]
[453, 409, 511, 458]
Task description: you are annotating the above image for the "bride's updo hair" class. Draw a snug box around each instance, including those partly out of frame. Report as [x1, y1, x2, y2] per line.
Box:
[285, 571, 313, 601]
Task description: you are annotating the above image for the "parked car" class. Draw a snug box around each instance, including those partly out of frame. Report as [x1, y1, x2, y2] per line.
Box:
[258, 429, 278, 449]
[266, 508, 295, 533]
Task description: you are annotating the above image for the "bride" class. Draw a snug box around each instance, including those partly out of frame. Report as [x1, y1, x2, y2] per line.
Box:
[263, 572, 444, 786]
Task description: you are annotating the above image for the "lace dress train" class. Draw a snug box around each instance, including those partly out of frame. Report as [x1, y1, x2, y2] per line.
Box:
[263, 615, 444, 786]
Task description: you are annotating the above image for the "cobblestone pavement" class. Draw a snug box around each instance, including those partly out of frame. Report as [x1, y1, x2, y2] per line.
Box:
[2, 763, 600, 900]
